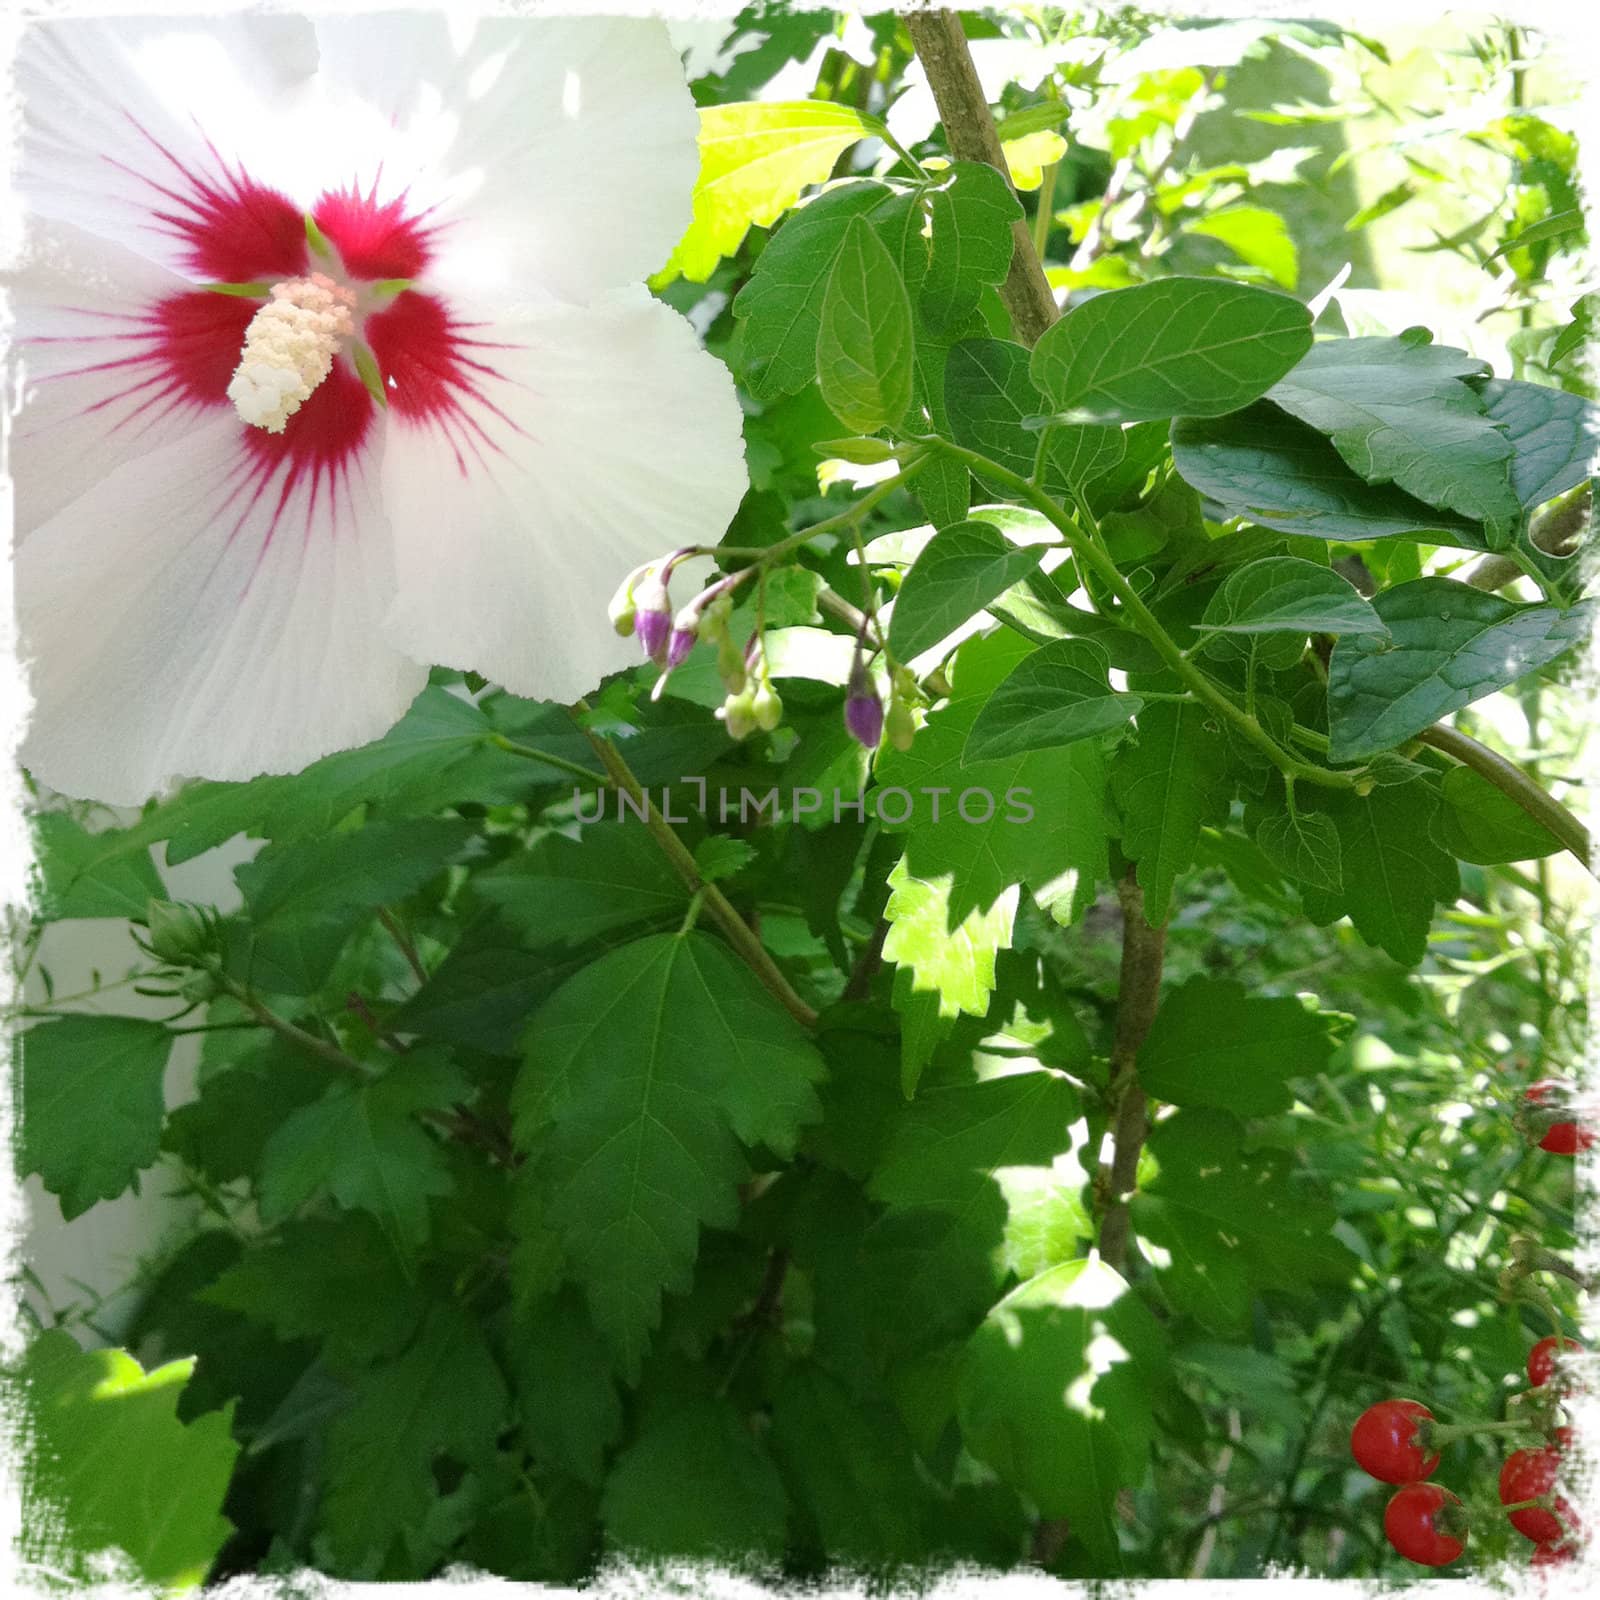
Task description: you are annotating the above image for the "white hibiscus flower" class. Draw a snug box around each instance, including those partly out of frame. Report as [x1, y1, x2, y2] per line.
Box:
[9, 13, 747, 805]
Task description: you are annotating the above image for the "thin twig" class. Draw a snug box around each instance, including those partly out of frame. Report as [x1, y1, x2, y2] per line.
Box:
[377, 907, 429, 986]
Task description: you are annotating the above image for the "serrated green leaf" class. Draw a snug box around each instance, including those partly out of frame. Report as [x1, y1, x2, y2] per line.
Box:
[1434, 764, 1563, 865]
[957, 1257, 1166, 1570]
[1255, 807, 1343, 891]
[1298, 781, 1460, 965]
[31, 812, 164, 920]
[19, 1016, 171, 1219]
[201, 1215, 426, 1368]
[511, 932, 823, 1377]
[474, 823, 688, 948]
[1030, 277, 1313, 423]
[963, 639, 1140, 762]
[1111, 702, 1234, 924]
[888, 519, 1046, 661]
[257, 1052, 470, 1268]
[509, 1289, 622, 1485]
[18, 1330, 239, 1590]
[1327, 579, 1593, 761]
[1133, 1109, 1358, 1330]
[1266, 336, 1520, 534]
[1171, 403, 1490, 547]
[318, 1305, 508, 1571]
[875, 630, 1111, 921]
[1138, 976, 1343, 1115]
[232, 820, 473, 995]
[602, 1397, 788, 1557]
[816, 215, 916, 434]
[664, 100, 880, 282]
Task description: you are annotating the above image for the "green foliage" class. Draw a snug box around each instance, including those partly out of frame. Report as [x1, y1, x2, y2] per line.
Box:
[17, 1331, 239, 1590]
[16, 11, 1593, 1590]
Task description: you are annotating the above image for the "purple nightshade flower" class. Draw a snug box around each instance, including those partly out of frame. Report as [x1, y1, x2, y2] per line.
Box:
[666, 625, 696, 668]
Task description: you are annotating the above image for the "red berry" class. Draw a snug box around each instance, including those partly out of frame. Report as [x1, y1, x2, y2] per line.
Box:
[1531, 1540, 1577, 1567]
[1384, 1484, 1467, 1566]
[1528, 1336, 1583, 1387]
[1351, 1400, 1439, 1484]
[1525, 1082, 1596, 1154]
[1501, 1440, 1578, 1544]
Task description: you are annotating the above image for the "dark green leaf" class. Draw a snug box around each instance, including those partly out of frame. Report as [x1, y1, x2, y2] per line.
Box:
[31, 812, 164, 920]
[1255, 808, 1344, 892]
[921, 162, 1023, 333]
[1030, 277, 1312, 422]
[1326, 579, 1593, 761]
[1435, 765, 1563, 864]
[20, 1016, 171, 1219]
[1480, 377, 1599, 511]
[1197, 556, 1387, 640]
[509, 1290, 622, 1485]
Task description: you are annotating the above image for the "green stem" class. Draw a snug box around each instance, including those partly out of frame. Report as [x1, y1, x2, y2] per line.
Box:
[1032, 159, 1060, 261]
[1426, 1418, 1530, 1448]
[571, 703, 819, 1029]
[919, 436, 1357, 789]
[488, 733, 609, 786]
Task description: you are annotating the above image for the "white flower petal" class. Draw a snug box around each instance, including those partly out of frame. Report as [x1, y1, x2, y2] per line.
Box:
[308, 15, 697, 306]
[15, 17, 321, 276]
[378, 287, 747, 704]
[18, 415, 424, 805]
[10, 219, 219, 535]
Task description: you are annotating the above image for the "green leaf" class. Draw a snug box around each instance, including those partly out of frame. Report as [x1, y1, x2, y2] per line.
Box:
[734, 180, 895, 399]
[921, 162, 1023, 333]
[769, 1365, 929, 1564]
[257, 1052, 471, 1268]
[1138, 976, 1343, 1115]
[664, 100, 880, 282]
[1110, 702, 1234, 924]
[875, 630, 1111, 921]
[1171, 403, 1490, 547]
[957, 1257, 1166, 1569]
[1132, 1110, 1358, 1330]
[887, 519, 1046, 661]
[1184, 205, 1299, 289]
[963, 639, 1140, 762]
[1030, 277, 1313, 423]
[511, 932, 824, 1377]
[692, 835, 757, 883]
[1196, 556, 1387, 641]
[1255, 808, 1344, 892]
[1487, 207, 1585, 259]
[1299, 781, 1460, 965]
[816, 214, 916, 434]
[1434, 765, 1563, 865]
[233, 819, 472, 994]
[18, 1330, 239, 1590]
[201, 1215, 426, 1368]
[945, 337, 1128, 497]
[31, 812, 164, 920]
[602, 1397, 788, 1557]
[509, 1289, 622, 1486]
[134, 686, 557, 864]
[1326, 579, 1594, 762]
[19, 1016, 171, 1219]
[473, 822, 689, 949]
[883, 859, 1016, 1096]
[319, 1305, 509, 1571]
[1548, 293, 1597, 367]
[1480, 377, 1599, 511]
[1265, 336, 1520, 534]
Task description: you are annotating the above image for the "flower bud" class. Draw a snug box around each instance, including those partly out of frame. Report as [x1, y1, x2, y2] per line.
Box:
[607, 572, 639, 638]
[144, 899, 213, 966]
[718, 689, 759, 741]
[886, 695, 916, 752]
[845, 684, 885, 750]
[753, 681, 783, 732]
[666, 625, 697, 669]
[633, 568, 672, 664]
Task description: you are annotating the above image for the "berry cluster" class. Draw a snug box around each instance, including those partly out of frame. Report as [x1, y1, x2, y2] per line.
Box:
[1523, 1080, 1597, 1155]
[1350, 1337, 1584, 1569]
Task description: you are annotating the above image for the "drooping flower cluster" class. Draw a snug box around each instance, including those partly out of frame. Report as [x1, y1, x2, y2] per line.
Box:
[11, 14, 747, 804]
